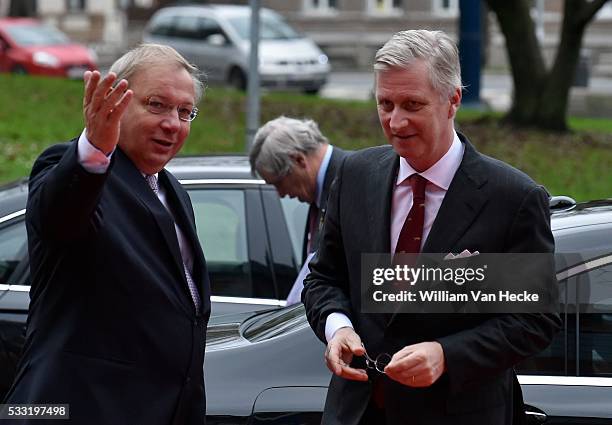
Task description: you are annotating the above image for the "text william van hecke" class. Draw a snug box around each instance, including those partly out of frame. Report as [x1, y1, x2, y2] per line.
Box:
[373, 290, 540, 302]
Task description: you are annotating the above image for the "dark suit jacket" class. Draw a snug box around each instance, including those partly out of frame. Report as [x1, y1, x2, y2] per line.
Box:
[4, 141, 211, 425]
[302, 134, 561, 425]
[302, 146, 349, 261]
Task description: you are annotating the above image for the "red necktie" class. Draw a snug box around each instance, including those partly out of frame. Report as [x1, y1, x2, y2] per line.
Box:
[395, 174, 427, 254]
[373, 175, 427, 408]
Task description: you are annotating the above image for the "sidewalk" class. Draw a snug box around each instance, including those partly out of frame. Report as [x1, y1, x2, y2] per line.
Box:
[320, 71, 612, 118]
[481, 74, 612, 117]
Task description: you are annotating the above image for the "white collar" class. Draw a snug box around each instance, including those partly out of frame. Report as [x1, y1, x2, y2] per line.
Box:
[396, 131, 463, 190]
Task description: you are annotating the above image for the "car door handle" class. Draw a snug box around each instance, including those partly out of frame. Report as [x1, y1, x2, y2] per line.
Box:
[525, 406, 547, 424]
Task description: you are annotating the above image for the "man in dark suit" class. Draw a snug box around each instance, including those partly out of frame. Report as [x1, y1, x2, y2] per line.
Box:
[249, 116, 348, 304]
[302, 30, 561, 424]
[3, 45, 210, 424]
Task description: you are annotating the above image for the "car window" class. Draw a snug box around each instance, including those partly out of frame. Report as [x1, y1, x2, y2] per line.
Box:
[148, 13, 175, 37]
[555, 223, 612, 376]
[5, 24, 69, 46]
[173, 15, 201, 40]
[189, 189, 264, 298]
[577, 262, 612, 376]
[227, 13, 300, 41]
[279, 197, 308, 266]
[0, 221, 27, 286]
[199, 17, 226, 42]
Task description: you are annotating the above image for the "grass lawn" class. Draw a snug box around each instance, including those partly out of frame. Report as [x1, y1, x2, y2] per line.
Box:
[1, 74, 611, 201]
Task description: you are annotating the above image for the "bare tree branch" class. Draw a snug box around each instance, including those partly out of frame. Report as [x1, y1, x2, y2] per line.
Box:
[578, 0, 610, 25]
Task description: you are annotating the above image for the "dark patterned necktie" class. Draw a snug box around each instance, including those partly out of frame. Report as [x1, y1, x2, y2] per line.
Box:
[306, 204, 320, 254]
[395, 174, 427, 254]
[145, 174, 201, 314]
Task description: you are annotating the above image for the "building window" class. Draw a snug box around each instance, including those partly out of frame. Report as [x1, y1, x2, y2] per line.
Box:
[367, 0, 402, 14]
[303, 0, 337, 14]
[66, 0, 86, 12]
[433, 0, 458, 16]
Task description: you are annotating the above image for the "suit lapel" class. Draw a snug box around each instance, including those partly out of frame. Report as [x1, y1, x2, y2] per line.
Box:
[367, 148, 399, 254]
[159, 170, 209, 311]
[308, 147, 347, 258]
[422, 136, 488, 254]
[158, 170, 201, 255]
[319, 147, 345, 213]
[365, 148, 398, 330]
[159, 172, 206, 277]
[113, 150, 193, 315]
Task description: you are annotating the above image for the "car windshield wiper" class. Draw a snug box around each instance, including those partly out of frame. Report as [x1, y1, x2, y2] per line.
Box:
[241, 304, 306, 342]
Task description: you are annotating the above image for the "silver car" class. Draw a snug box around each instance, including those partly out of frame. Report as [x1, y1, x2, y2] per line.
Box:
[143, 4, 331, 94]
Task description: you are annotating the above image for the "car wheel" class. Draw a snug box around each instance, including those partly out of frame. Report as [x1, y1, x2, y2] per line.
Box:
[11, 65, 27, 75]
[228, 68, 247, 91]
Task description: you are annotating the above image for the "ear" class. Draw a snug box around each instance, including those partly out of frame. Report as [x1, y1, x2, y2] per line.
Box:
[292, 152, 308, 169]
[448, 87, 462, 119]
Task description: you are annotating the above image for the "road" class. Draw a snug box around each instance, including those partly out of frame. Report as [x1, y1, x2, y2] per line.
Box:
[320, 71, 612, 112]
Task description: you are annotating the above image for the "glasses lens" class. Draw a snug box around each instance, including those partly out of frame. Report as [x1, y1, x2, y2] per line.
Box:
[375, 353, 392, 373]
[177, 106, 198, 122]
[146, 97, 167, 114]
[188, 106, 199, 121]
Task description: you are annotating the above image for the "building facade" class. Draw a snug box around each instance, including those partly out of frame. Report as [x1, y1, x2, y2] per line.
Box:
[1, 0, 610, 75]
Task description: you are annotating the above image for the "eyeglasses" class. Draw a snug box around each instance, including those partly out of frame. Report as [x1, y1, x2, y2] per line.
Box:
[144, 96, 199, 122]
[362, 344, 392, 374]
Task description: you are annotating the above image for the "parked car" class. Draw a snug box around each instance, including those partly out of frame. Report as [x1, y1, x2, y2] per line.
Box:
[202, 198, 612, 425]
[143, 5, 330, 94]
[0, 154, 309, 398]
[0, 18, 97, 78]
[0, 155, 308, 317]
[2, 157, 611, 423]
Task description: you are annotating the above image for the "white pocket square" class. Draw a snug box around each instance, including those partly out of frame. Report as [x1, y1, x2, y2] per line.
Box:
[444, 249, 480, 260]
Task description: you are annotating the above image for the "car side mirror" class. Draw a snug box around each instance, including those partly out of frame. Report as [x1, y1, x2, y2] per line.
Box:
[206, 33, 227, 47]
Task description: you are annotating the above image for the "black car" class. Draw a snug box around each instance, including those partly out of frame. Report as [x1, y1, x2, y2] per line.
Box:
[0, 155, 309, 316]
[203, 199, 612, 425]
[2, 157, 612, 423]
[0, 155, 308, 398]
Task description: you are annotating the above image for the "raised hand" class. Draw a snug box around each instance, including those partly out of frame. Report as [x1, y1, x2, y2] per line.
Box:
[83, 70, 133, 154]
[325, 327, 369, 381]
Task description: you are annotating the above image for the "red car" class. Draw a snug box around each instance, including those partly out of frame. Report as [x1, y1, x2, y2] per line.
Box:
[0, 17, 97, 78]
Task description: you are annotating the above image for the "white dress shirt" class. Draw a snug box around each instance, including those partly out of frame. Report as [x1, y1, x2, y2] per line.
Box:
[324, 131, 464, 342]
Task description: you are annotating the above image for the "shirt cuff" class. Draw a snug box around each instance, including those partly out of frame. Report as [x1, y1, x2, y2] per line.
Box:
[325, 312, 354, 343]
[77, 128, 114, 174]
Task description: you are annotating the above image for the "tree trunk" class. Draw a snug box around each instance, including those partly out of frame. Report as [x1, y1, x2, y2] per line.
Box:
[485, 0, 547, 126]
[484, 0, 609, 131]
[535, 0, 607, 131]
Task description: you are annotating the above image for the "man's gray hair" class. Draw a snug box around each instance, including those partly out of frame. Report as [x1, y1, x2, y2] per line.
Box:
[249, 116, 329, 177]
[109, 43, 205, 103]
[374, 30, 462, 98]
